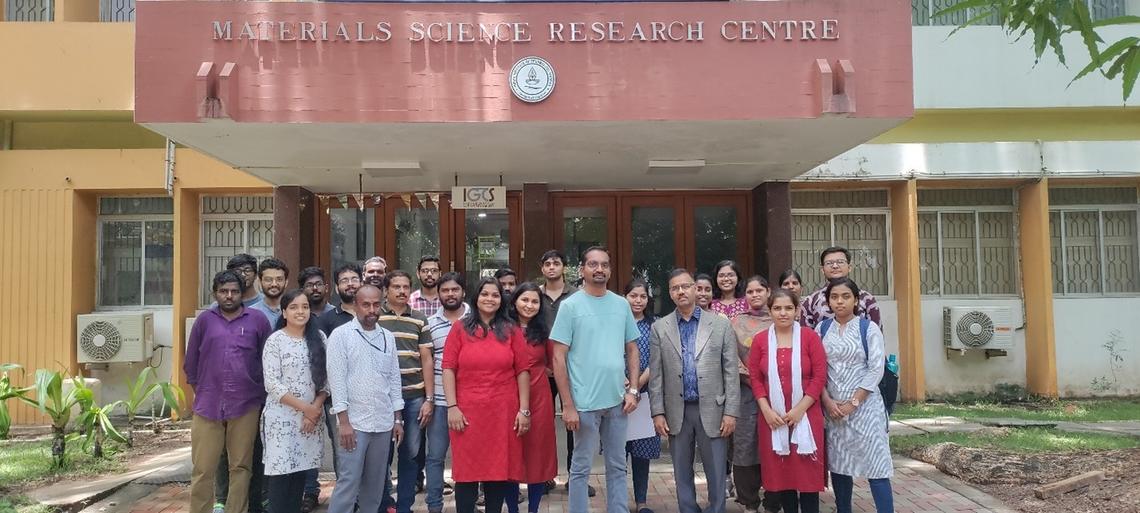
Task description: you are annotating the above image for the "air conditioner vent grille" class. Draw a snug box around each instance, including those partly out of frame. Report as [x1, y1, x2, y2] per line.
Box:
[80, 321, 123, 361]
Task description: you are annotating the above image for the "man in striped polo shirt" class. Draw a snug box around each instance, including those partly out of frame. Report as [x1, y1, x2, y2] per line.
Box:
[378, 270, 435, 513]
[423, 272, 469, 513]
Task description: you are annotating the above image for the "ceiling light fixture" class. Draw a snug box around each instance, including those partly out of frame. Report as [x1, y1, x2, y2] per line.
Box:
[647, 159, 705, 175]
[362, 161, 422, 178]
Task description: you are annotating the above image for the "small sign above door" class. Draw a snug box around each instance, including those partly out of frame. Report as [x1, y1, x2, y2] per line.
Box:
[452, 186, 507, 209]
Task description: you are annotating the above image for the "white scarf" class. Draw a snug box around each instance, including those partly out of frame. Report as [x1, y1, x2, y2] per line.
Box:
[766, 324, 817, 456]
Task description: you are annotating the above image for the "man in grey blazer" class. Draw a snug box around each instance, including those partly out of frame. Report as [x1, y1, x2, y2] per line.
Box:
[649, 268, 740, 513]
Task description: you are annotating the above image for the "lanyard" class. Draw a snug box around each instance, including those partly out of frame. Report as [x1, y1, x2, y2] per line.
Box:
[358, 328, 388, 353]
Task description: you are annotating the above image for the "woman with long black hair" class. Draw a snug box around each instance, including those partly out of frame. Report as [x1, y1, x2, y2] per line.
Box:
[711, 260, 749, 318]
[622, 279, 660, 513]
[443, 278, 532, 513]
[261, 289, 328, 513]
[505, 282, 558, 513]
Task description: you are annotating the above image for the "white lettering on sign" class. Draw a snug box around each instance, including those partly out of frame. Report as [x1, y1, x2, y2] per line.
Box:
[452, 186, 507, 210]
[211, 19, 837, 43]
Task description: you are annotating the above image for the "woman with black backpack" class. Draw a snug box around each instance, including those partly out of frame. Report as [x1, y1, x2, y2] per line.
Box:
[817, 278, 894, 513]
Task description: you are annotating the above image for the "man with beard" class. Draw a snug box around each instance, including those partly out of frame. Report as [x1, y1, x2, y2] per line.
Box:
[378, 270, 435, 513]
[300, 266, 337, 315]
[494, 267, 518, 297]
[249, 258, 288, 327]
[318, 263, 363, 336]
[326, 285, 405, 513]
[410, 256, 442, 317]
[423, 272, 469, 513]
[301, 263, 363, 512]
[364, 256, 389, 288]
[185, 271, 273, 513]
[551, 246, 642, 513]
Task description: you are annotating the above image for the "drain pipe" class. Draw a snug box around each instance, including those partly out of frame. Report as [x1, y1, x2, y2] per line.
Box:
[164, 138, 176, 196]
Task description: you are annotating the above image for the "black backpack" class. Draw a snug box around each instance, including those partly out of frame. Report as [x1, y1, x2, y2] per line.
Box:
[817, 317, 899, 415]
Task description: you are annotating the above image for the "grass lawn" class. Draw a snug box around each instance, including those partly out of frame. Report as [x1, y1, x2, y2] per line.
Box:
[0, 438, 125, 492]
[0, 495, 55, 513]
[892, 399, 1140, 423]
[891, 427, 1140, 455]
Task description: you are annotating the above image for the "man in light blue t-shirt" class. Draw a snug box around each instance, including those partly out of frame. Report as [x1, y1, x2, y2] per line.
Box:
[551, 246, 642, 513]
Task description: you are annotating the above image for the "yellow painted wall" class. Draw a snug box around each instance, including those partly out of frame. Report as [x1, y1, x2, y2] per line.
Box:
[12, 121, 166, 149]
[874, 108, 1140, 144]
[0, 148, 269, 423]
[0, 23, 134, 112]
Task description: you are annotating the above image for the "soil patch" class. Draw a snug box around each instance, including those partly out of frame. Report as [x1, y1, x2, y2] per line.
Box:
[905, 442, 1140, 512]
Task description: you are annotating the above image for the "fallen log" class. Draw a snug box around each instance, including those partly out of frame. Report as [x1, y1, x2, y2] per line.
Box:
[1033, 471, 1105, 499]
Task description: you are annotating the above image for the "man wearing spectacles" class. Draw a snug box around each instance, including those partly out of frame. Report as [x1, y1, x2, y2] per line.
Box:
[410, 256, 443, 317]
[649, 268, 739, 513]
[299, 266, 337, 315]
[802, 246, 882, 329]
[550, 246, 642, 513]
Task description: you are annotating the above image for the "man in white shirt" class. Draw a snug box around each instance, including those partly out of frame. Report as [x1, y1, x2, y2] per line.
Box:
[423, 272, 469, 513]
[325, 285, 405, 513]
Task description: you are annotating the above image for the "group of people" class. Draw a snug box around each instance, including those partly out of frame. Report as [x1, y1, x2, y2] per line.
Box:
[183, 244, 895, 513]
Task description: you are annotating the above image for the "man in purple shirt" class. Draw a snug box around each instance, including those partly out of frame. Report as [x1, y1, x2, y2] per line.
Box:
[184, 270, 273, 513]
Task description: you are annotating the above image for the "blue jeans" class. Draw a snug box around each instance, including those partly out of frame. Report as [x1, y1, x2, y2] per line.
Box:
[570, 403, 628, 513]
[425, 405, 451, 512]
[630, 457, 650, 504]
[328, 429, 393, 513]
[506, 483, 547, 513]
[304, 400, 339, 495]
[831, 473, 893, 513]
[396, 397, 427, 513]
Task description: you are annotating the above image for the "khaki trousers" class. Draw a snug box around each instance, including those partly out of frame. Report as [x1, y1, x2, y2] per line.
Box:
[191, 407, 260, 513]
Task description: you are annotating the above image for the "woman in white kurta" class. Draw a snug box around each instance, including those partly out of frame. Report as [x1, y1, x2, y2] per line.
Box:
[817, 277, 894, 513]
[262, 290, 329, 513]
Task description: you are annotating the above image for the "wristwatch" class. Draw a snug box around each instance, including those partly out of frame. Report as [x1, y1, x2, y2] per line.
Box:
[394, 419, 405, 425]
[850, 396, 861, 407]
[519, 409, 531, 417]
[626, 387, 640, 397]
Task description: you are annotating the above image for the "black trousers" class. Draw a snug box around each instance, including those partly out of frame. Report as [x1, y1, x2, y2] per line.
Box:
[456, 482, 513, 513]
[777, 491, 819, 513]
[266, 471, 308, 513]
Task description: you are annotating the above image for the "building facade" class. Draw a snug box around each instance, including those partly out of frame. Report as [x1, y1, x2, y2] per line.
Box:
[1, 0, 1138, 424]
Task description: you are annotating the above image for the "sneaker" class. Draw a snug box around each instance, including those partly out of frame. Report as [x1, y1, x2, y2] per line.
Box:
[212, 503, 225, 513]
[301, 493, 319, 513]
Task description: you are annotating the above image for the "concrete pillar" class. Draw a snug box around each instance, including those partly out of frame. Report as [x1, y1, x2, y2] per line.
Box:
[890, 180, 926, 402]
[1018, 179, 1059, 397]
[751, 182, 792, 282]
[522, 183, 551, 281]
[273, 186, 317, 280]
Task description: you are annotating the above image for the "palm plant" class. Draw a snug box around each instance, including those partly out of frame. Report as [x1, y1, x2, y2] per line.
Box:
[18, 369, 86, 468]
[0, 363, 30, 439]
[75, 393, 126, 458]
[120, 367, 184, 446]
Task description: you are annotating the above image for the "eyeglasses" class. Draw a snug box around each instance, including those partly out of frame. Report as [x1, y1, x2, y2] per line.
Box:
[303, 281, 326, 289]
[669, 282, 695, 292]
[338, 276, 362, 285]
[584, 261, 610, 269]
[419, 269, 440, 275]
[716, 273, 736, 279]
[823, 259, 849, 268]
[232, 266, 256, 276]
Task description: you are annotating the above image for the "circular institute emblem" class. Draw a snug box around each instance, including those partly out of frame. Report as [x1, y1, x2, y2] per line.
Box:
[509, 56, 556, 103]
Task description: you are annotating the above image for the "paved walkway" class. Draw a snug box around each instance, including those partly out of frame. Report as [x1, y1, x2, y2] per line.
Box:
[124, 454, 1013, 513]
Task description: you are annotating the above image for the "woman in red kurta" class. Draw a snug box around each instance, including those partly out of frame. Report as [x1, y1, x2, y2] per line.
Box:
[443, 278, 532, 513]
[505, 282, 558, 513]
[748, 289, 827, 513]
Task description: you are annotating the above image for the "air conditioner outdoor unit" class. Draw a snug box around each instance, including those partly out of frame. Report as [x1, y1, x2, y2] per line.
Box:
[77, 312, 154, 364]
[943, 306, 1014, 352]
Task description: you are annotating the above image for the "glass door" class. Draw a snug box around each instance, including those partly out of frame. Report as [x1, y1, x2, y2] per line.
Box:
[684, 194, 750, 277]
[385, 195, 453, 284]
[620, 196, 684, 316]
[552, 196, 618, 286]
[454, 194, 523, 293]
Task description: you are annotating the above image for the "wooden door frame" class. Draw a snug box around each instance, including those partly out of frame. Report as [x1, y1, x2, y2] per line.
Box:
[452, 192, 523, 282]
[383, 193, 454, 272]
[550, 194, 620, 264]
